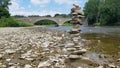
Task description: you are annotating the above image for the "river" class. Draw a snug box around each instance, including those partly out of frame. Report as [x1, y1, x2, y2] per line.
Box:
[47, 26, 120, 55]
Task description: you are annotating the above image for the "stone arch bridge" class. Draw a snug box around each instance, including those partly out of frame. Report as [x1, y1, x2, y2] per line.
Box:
[15, 17, 88, 26]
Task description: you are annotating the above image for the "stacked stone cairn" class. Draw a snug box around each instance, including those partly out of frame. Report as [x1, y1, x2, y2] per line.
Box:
[64, 4, 100, 68]
[64, 32, 99, 67]
[67, 4, 87, 60]
[69, 4, 84, 34]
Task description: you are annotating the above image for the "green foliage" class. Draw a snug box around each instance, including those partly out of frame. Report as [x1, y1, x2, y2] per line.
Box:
[84, 0, 103, 25]
[0, 0, 33, 27]
[0, 17, 33, 27]
[99, 0, 120, 25]
[0, 6, 10, 18]
[35, 20, 72, 26]
[0, 0, 11, 9]
[34, 20, 58, 26]
[54, 14, 72, 18]
[44, 15, 51, 17]
[84, 0, 120, 26]
[63, 21, 72, 26]
[93, 22, 101, 26]
[13, 15, 26, 18]
[28, 15, 40, 17]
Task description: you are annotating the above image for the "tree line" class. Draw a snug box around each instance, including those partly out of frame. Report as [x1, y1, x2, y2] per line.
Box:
[84, 0, 120, 26]
[13, 14, 72, 18]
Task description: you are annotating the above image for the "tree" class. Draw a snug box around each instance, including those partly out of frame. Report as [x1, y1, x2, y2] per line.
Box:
[28, 15, 40, 17]
[54, 14, 71, 18]
[44, 15, 51, 17]
[0, 5, 10, 18]
[0, 0, 11, 18]
[84, 0, 120, 26]
[99, 0, 120, 25]
[54, 14, 60, 17]
[0, 0, 11, 9]
[13, 15, 26, 18]
[84, 0, 104, 25]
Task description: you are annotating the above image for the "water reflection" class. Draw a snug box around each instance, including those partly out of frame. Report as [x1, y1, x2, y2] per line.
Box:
[81, 33, 120, 55]
[47, 26, 120, 55]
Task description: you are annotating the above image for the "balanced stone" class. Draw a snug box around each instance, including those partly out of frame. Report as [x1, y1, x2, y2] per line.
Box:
[66, 48, 76, 51]
[73, 49, 87, 55]
[69, 4, 84, 34]
[108, 64, 116, 68]
[68, 55, 80, 60]
[65, 43, 74, 47]
[0, 54, 3, 58]
[74, 45, 82, 49]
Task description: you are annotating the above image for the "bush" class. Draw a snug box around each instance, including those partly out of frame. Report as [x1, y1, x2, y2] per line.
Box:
[114, 22, 120, 26]
[0, 17, 33, 27]
[34, 20, 58, 26]
[63, 21, 72, 26]
[93, 22, 101, 26]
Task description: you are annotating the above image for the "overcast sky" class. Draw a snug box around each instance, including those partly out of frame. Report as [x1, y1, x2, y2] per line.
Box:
[9, 0, 88, 16]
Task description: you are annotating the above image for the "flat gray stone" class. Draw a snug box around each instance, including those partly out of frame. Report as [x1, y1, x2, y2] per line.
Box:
[38, 61, 51, 68]
[25, 64, 32, 68]
[73, 49, 87, 55]
[68, 55, 80, 60]
[66, 48, 76, 51]
[65, 43, 74, 47]
[0, 54, 3, 58]
[5, 49, 16, 54]
[108, 64, 116, 68]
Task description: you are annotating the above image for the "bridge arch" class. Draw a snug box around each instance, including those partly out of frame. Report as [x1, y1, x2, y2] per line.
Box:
[62, 19, 72, 26]
[34, 19, 59, 26]
[15, 17, 88, 26]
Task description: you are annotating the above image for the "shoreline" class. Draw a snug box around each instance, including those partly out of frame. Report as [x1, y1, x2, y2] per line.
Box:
[0, 27, 119, 68]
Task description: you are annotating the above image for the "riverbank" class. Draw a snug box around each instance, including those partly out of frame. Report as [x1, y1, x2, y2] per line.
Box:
[0, 27, 119, 68]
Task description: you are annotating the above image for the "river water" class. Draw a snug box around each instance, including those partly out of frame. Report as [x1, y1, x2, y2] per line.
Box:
[47, 26, 120, 55]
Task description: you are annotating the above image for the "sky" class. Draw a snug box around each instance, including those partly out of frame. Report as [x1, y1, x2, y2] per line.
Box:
[8, 0, 88, 16]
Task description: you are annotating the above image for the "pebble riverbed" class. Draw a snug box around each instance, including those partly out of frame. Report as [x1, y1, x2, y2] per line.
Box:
[0, 27, 119, 68]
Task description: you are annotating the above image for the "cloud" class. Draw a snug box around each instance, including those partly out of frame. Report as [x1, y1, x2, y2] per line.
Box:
[9, 0, 60, 16]
[54, 0, 81, 5]
[54, 0, 73, 4]
[9, 1, 20, 11]
[9, 0, 25, 11]
[10, 10, 61, 17]
[30, 0, 50, 6]
[9, 0, 87, 16]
